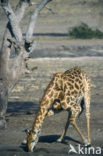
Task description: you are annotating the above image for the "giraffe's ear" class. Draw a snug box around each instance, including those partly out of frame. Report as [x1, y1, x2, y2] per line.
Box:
[26, 130, 30, 136]
[25, 129, 31, 136]
[22, 128, 30, 136]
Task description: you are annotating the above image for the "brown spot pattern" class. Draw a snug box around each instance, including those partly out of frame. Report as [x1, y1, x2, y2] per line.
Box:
[29, 66, 91, 146]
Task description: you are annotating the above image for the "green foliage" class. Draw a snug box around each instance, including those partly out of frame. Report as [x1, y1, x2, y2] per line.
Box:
[68, 23, 103, 39]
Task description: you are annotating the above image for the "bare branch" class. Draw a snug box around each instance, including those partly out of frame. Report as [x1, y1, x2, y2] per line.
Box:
[1, 0, 22, 42]
[15, 0, 31, 23]
[30, 2, 39, 6]
[25, 0, 52, 44]
[30, 2, 55, 14]
[45, 6, 55, 14]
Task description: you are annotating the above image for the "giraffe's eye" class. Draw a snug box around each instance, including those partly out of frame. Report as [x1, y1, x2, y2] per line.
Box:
[31, 140, 35, 143]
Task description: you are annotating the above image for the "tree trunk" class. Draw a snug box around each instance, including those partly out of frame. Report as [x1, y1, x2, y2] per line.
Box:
[0, 81, 8, 128]
[0, 0, 52, 129]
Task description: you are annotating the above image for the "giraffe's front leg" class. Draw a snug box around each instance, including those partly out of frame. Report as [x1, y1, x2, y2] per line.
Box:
[56, 96, 72, 143]
[47, 90, 64, 117]
[47, 109, 54, 116]
[47, 101, 62, 116]
[57, 111, 71, 143]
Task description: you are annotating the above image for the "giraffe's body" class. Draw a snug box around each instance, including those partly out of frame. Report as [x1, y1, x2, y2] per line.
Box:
[25, 67, 91, 152]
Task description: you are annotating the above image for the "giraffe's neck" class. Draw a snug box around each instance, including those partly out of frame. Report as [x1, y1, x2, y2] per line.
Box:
[32, 101, 48, 132]
[31, 72, 63, 133]
[31, 89, 54, 133]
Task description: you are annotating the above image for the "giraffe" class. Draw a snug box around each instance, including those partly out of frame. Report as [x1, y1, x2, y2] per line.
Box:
[25, 66, 91, 152]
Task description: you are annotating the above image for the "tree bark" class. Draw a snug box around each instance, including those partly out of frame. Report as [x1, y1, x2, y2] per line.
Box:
[0, 0, 52, 129]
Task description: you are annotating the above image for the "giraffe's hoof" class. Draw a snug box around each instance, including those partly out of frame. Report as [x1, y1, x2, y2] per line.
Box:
[47, 110, 54, 116]
[57, 138, 62, 143]
[21, 139, 27, 145]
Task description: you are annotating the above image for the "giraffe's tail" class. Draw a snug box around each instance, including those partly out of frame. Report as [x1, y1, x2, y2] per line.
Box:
[78, 97, 85, 118]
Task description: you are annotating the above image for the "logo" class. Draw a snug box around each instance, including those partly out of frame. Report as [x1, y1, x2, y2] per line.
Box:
[69, 144, 77, 154]
[68, 144, 102, 155]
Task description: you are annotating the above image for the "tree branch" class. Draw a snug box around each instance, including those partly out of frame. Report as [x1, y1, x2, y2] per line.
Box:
[1, 0, 22, 42]
[45, 6, 55, 14]
[25, 0, 52, 44]
[15, 0, 31, 23]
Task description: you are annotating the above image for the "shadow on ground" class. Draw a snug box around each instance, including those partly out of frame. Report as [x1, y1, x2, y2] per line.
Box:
[7, 101, 38, 114]
[39, 135, 80, 144]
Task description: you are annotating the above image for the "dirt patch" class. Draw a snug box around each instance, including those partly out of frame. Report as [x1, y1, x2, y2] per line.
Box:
[0, 56, 103, 155]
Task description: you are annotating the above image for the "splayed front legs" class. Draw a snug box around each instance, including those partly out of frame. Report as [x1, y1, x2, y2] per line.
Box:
[57, 112, 71, 142]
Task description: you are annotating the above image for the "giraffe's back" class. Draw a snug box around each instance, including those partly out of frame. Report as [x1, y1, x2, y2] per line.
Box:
[62, 67, 90, 98]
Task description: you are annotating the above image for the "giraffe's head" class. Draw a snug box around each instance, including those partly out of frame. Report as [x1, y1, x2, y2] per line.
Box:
[25, 129, 40, 152]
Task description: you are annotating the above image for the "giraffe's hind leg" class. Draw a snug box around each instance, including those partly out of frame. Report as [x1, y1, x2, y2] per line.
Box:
[84, 86, 91, 145]
[70, 106, 88, 145]
[58, 102, 88, 144]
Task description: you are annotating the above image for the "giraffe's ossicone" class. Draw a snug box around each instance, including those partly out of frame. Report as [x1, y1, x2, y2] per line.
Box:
[25, 67, 91, 152]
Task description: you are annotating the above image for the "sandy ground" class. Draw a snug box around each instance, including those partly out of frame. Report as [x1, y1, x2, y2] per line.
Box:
[0, 53, 103, 155]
